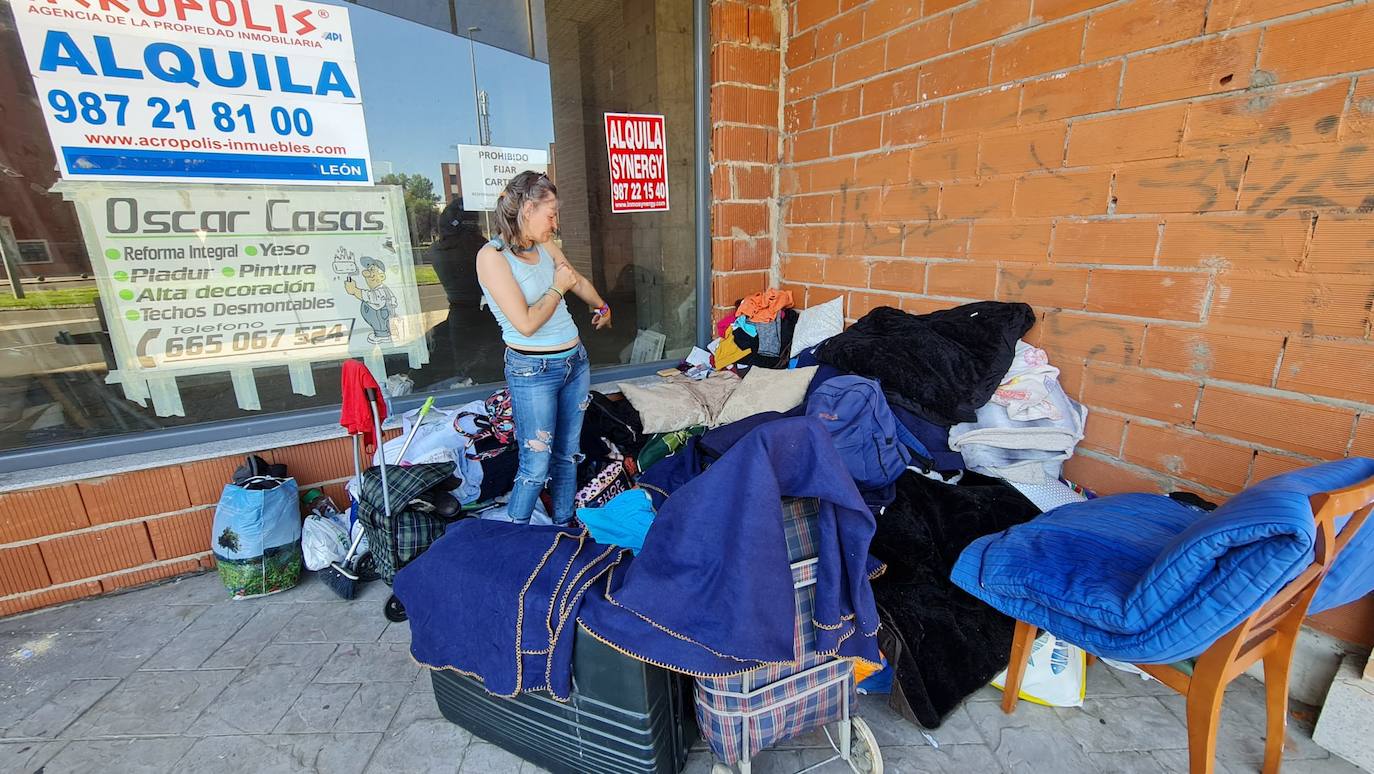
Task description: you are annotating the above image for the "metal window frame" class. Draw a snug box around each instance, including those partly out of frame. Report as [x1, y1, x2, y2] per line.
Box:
[0, 0, 712, 476]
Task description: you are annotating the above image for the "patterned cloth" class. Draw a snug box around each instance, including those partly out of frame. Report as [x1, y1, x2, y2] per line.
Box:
[695, 498, 857, 765]
[357, 461, 457, 584]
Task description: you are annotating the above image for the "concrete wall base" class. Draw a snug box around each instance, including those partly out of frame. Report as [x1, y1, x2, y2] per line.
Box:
[1312, 651, 1374, 770]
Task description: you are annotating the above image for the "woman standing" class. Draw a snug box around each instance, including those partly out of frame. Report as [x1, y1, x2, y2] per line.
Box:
[477, 171, 611, 525]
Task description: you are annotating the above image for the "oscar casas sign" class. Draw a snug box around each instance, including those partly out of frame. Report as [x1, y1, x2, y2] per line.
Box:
[604, 112, 668, 213]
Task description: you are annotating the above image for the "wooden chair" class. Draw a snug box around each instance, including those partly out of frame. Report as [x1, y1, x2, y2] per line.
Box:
[1000, 476, 1374, 774]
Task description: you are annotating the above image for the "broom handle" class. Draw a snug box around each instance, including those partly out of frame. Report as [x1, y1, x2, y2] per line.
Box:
[365, 387, 393, 518]
[395, 396, 435, 463]
[341, 432, 366, 564]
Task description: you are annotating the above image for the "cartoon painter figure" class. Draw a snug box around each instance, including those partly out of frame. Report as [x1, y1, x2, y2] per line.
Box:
[344, 256, 398, 344]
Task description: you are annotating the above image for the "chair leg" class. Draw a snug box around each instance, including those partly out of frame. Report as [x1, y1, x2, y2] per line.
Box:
[1185, 668, 1228, 774]
[1001, 620, 1036, 714]
[1261, 646, 1294, 774]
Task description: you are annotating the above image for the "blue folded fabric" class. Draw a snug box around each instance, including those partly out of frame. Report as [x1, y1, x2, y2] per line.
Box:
[951, 457, 1374, 663]
[577, 489, 656, 554]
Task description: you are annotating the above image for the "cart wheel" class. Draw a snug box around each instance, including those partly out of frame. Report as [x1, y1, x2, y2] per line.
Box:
[710, 764, 734, 774]
[383, 594, 408, 623]
[847, 717, 882, 774]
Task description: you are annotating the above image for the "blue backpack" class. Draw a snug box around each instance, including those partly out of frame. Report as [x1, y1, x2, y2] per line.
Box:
[805, 376, 911, 491]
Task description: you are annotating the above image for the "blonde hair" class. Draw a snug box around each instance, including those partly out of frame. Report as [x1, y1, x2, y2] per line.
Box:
[494, 171, 557, 249]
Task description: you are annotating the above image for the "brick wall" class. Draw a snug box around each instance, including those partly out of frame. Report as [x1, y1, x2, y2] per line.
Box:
[766, 0, 1374, 498]
[0, 434, 379, 617]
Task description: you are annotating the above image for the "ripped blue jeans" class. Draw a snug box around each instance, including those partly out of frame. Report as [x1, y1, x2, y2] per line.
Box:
[503, 344, 590, 525]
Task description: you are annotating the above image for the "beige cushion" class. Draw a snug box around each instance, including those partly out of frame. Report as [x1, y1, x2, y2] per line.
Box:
[713, 366, 818, 427]
[618, 371, 741, 433]
[790, 297, 844, 357]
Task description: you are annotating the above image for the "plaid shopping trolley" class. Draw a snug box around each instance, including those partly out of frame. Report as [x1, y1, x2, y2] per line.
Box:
[694, 498, 882, 774]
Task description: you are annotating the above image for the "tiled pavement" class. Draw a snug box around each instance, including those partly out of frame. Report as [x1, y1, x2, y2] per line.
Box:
[0, 571, 1363, 774]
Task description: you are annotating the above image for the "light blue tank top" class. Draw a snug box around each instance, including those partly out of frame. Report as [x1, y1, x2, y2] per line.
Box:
[479, 239, 580, 349]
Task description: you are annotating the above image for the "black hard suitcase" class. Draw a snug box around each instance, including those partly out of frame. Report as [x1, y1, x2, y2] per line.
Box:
[431, 624, 697, 774]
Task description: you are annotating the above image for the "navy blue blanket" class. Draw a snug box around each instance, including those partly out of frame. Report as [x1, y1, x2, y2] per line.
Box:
[394, 521, 629, 699]
[579, 417, 882, 676]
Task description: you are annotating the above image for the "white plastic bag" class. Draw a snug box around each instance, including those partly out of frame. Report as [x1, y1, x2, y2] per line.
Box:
[991, 631, 1086, 707]
[301, 513, 350, 571]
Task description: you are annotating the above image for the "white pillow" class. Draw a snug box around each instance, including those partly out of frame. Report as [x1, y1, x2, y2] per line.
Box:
[713, 366, 818, 427]
[789, 297, 844, 357]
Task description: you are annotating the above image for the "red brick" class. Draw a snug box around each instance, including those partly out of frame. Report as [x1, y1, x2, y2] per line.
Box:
[1082, 364, 1198, 423]
[1123, 423, 1254, 493]
[0, 582, 103, 618]
[1158, 214, 1310, 270]
[39, 523, 156, 585]
[1341, 77, 1374, 139]
[870, 260, 926, 292]
[713, 238, 735, 272]
[1249, 451, 1313, 485]
[0, 544, 50, 596]
[941, 179, 1016, 218]
[904, 220, 971, 258]
[748, 5, 780, 46]
[100, 558, 206, 593]
[1258, 4, 1374, 83]
[734, 166, 774, 200]
[824, 256, 870, 286]
[1020, 63, 1122, 124]
[807, 285, 847, 308]
[927, 262, 998, 299]
[878, 185, 941, 221]
[1085, 269, 1209, 321]
[1062, 453, 1169, 495]
[714, 1, 750, 43]
[736, 236, 775, 270]
[787, 192, 835, 223]
[1013, 170, 1111, 217]
[978, 123, 1067, 175]
[1141, 327, 1283, 386]
[0, 484, 88, 544]
[1210, 273, 1372, 338]
[924, 0, 966, 11]
[786, 29, 818, 70]
[1052, 219, 1160, 265]
[77, 468, 191, 526]
[997, 264, 1090, 308]
[835, 37, 887, 86]
[1205, 0, 1339, 31]
[814, 86, 863, 127]
[968, 220, 1052, 262]
[1120, 31, 1260, 108]
[1067, 105, 1186, 166]
[714, 42, 781, 88]
[716, 201, 771, 235]
[882, 104, 943, 147]
[1083, 0, 1207, 62]
[950, 0, 1032, 50]
[181, 453, 279, 508]
[1238, 144, 1374, 216]
[812, 8, 865, 57]
[713, 271, 770, 308]
[1305, 216, 1374, 274]
[900, 295, 958, 315]
[783, 254, 826, 283]
[943, 88, 1020, 137]
[848, 221, 907, 256]
[273, 435, 362, 488]
[861, 71, 920, 115]
[910, 138, 980, 183]
[849, 291, 902, 318]
[831, 115, 881, 155]
[1195, 386, 1357, 459]
[884, 16, 952, 69]
[1036, 311, 1147, 366]
[1351, 415, 1374, 458]
[786, 58, 834, 101]
[854, 150, 913, 189]
[714, 125, 776, 164]
[865, 0, 924, 37]
[1183, 82, 1348, 154]
[1114, 157, 1243, 214]
[1081, 411, 1128, 455]
[838, 186, 881, 222]
[1033, 0, 1116, 22]
[918, 47, 992, 101]
[1276, 338, 1374, 403]
[145, 508, 216, 561]
[790, 127, 832, 162]
[794, 0, 839, 32]
[991, 19, 1084, 84]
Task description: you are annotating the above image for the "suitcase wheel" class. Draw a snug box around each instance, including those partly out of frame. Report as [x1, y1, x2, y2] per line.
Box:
[384, 594, 408, 623]
[847, 717, 882, 774]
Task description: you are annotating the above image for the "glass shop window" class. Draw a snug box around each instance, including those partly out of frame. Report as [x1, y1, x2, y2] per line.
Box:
[0, 0, 698, 459]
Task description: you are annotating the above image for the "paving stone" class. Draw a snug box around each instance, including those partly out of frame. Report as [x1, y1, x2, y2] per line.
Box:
[315, 642, 419, 684]
[42, 737, 196, 774]
[380, 621, 412, 643]
[3, 678, 118, 739]
[188, 644, 335, 735]
[1055, 696, 1188, 753]
[1088, 750, 1172, 772]
[364, 719, 470, 774]
[147, 572, 233, 606]
[458, 741, 550, 773]
[966, 696, 1100, 773]
[1157, 678, 1332, 764]
[62, 669, 237, 737]
[0, 740, 66, 773]
[141, 603, 258, 671]
[389, 689, 447, 729]
[876, 743, 1003, 772]
[200, 605, 300, 669]
[1087, 661, 1176, 698]
[964, 682, 1004, 702]
[274, 602, 389, 644]
[333, 681, 410, 733]
[1152, 748, 1242, 773]
[274, 683, 360, 733]
[264, 571, 349, 605]
[175, 732, 382, 774]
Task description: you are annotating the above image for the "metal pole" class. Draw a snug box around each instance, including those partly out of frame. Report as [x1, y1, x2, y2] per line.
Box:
[0, 217, 27, 299]
[693, 0, 709, 348]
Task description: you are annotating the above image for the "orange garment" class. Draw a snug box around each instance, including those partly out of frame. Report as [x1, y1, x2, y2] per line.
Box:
[736, 289, 794, 323]
[712, 335, 752, 369]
